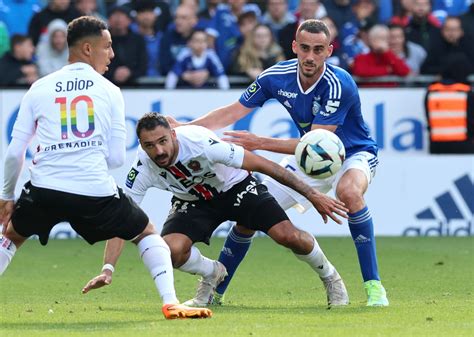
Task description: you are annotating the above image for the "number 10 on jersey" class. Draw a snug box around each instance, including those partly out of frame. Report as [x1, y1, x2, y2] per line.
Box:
[55, 95, 95, 140]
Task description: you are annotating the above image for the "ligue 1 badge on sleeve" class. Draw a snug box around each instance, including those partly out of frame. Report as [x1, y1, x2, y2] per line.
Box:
[126, 168, 139, 188]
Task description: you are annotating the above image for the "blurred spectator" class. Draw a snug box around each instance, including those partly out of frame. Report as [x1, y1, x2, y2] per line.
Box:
[388, 23, 426, 74]
[230, 24, 284, 80]
[405, 0, 442, 52]
[75, 0, 106, 20]
[159, 4, 198, 75]
[105, 5, 148, 85]
[321, 16, 349, 70]
[390, 0, 413, 26]
[36, 19, 68, 77]
[208, 0, 261, 71]
[421, 16, 474, 76]
[0, 34, 38, 86]
[323, 0, 354, 30]
[131, 0, 163, 76]
[339, 0, 378, 64]
[425, 54, 474, 154]
[341, 19, 371, 67]
[279, 0, 327, 59]
[432, 0, 469, 18]
[0, 0, 42, 37]
[0, 21, 9, 57]
[261, 0, 296, 39]
[352, 24, 410, 77]
[199, 0, 221, 21]
[460, 1, 474, 38]
[28, 0, 81, 46]
[165, 29, 229, 89]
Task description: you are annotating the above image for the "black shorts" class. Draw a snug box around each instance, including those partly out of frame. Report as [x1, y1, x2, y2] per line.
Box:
[161, 175, 289, 244]
[11, 181, 149, 245]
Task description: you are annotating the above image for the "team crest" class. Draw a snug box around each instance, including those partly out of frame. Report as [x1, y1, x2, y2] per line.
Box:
[312, 96, 321, 116]
[187, 160, 202, 173]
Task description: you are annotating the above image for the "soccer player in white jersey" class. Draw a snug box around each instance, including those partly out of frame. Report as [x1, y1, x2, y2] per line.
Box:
[0, 16, 211, 320]
[169, 19, 389, 307]
[81, 113, 349, 307]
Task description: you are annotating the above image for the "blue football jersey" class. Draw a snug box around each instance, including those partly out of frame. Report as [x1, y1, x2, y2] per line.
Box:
[238, 59, 377, 157]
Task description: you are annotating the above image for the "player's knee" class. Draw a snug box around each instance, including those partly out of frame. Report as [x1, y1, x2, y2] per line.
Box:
[336, 187, 363, 208]
[269, 221, 301, 249]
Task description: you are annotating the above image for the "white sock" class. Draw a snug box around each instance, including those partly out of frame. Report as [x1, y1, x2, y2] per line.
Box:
[295, 237, 335, 278]
[178, 246, 215, 279]
[0, 236, 16, 275]
[137, 234, 178, 304]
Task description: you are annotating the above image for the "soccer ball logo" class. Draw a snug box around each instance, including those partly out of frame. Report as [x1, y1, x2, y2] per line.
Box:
[295, 129, 345, 179]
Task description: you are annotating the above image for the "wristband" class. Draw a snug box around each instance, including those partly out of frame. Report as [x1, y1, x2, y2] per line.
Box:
[102, 263, 115, 273]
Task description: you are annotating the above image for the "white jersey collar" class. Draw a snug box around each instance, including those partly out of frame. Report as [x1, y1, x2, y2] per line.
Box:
[62, 62, 95, 71]
[297, 62, 326, 95]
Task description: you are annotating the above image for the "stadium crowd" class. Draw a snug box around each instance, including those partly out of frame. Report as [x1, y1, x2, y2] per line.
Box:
[0, 0, 473, 87]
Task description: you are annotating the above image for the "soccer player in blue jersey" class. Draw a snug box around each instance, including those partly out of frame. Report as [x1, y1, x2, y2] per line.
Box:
[172, 19, 389, 307]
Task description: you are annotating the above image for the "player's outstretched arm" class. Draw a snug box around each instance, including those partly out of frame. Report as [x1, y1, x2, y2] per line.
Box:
[223, 130, 299, 154]
[82, 238, 125, 294]
[189, 101, 253, 130]
[240, 150, 348, 224]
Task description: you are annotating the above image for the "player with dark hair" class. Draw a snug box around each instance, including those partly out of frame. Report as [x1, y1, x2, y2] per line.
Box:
[81, 113, 349, 308]
[0, 16, 211, 320]
[170, 19, 389, 307]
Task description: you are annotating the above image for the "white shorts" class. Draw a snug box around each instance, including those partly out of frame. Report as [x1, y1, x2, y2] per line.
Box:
[262, 152, 379, 213]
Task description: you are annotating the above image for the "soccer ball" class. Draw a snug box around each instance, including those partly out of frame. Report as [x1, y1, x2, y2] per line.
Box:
[295, 129, 346, 179]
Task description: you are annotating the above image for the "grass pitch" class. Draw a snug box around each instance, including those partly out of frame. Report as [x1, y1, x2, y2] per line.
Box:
[1, 237, 473, 337]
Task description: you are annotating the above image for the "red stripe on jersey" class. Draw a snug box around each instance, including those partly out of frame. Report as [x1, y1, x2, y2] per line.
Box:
[168, 165, 214, 200]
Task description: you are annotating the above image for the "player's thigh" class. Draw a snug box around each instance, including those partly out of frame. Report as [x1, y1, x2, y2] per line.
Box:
[225, 176, 289, 233]
[11, 181, 63, 246]
[263, 155, 332, 212]
[161, 198, 224, 245]
[68, 187, 149, 245]
[333, 151, 378, 196]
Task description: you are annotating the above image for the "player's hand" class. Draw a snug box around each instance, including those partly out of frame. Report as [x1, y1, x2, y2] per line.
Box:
[82, 271, 112, 294]
[223, 130, 262, 151]
[165, 115, 183, 128]
[308, 191, 348, 225]
[0, 199, 14, 229]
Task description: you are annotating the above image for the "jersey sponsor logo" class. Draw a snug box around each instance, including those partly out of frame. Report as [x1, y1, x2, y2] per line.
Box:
[322, 100, 341, 116]
[125, 168, 139, 188]
[243, 81, 261, 101]
[43, 140, 103, 152]
[277, 89, 298, 99]
[187, 160, 202, 173]
[233, 180, 258, 206]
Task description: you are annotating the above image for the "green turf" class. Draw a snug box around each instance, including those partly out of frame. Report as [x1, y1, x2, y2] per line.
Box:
[1, 237, 473, 337]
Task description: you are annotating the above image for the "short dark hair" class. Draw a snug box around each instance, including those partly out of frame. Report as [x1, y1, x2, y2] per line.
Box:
[136, 112, 170, 138]
[10, 34, 31, 51]
[67, 16, 107, 47]
[296, 19, 330, 39]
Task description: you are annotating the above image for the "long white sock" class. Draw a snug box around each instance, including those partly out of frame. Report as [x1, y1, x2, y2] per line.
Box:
[178, 246, 215, 279]
[295, 237, 335, 278]
[0, 236, 16, 275]
[137, 234, 178, 304]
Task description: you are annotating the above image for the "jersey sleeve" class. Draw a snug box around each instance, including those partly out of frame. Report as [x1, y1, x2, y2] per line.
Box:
[238, 76, 272, 108]
[203, 137, 245, 168]
[312, 83, 358, 126]
[109, 86, 126, 141]
[123, 157, 151, 205]
[11, 89, 36, 141]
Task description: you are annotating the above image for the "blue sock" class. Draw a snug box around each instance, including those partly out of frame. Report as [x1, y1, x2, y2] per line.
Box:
[216, 226, 253, 295]
[348, 206, 380, 282]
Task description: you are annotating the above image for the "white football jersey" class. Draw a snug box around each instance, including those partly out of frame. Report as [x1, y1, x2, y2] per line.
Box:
[12, 62, 125, 196]
[125, 125, 248, 203]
